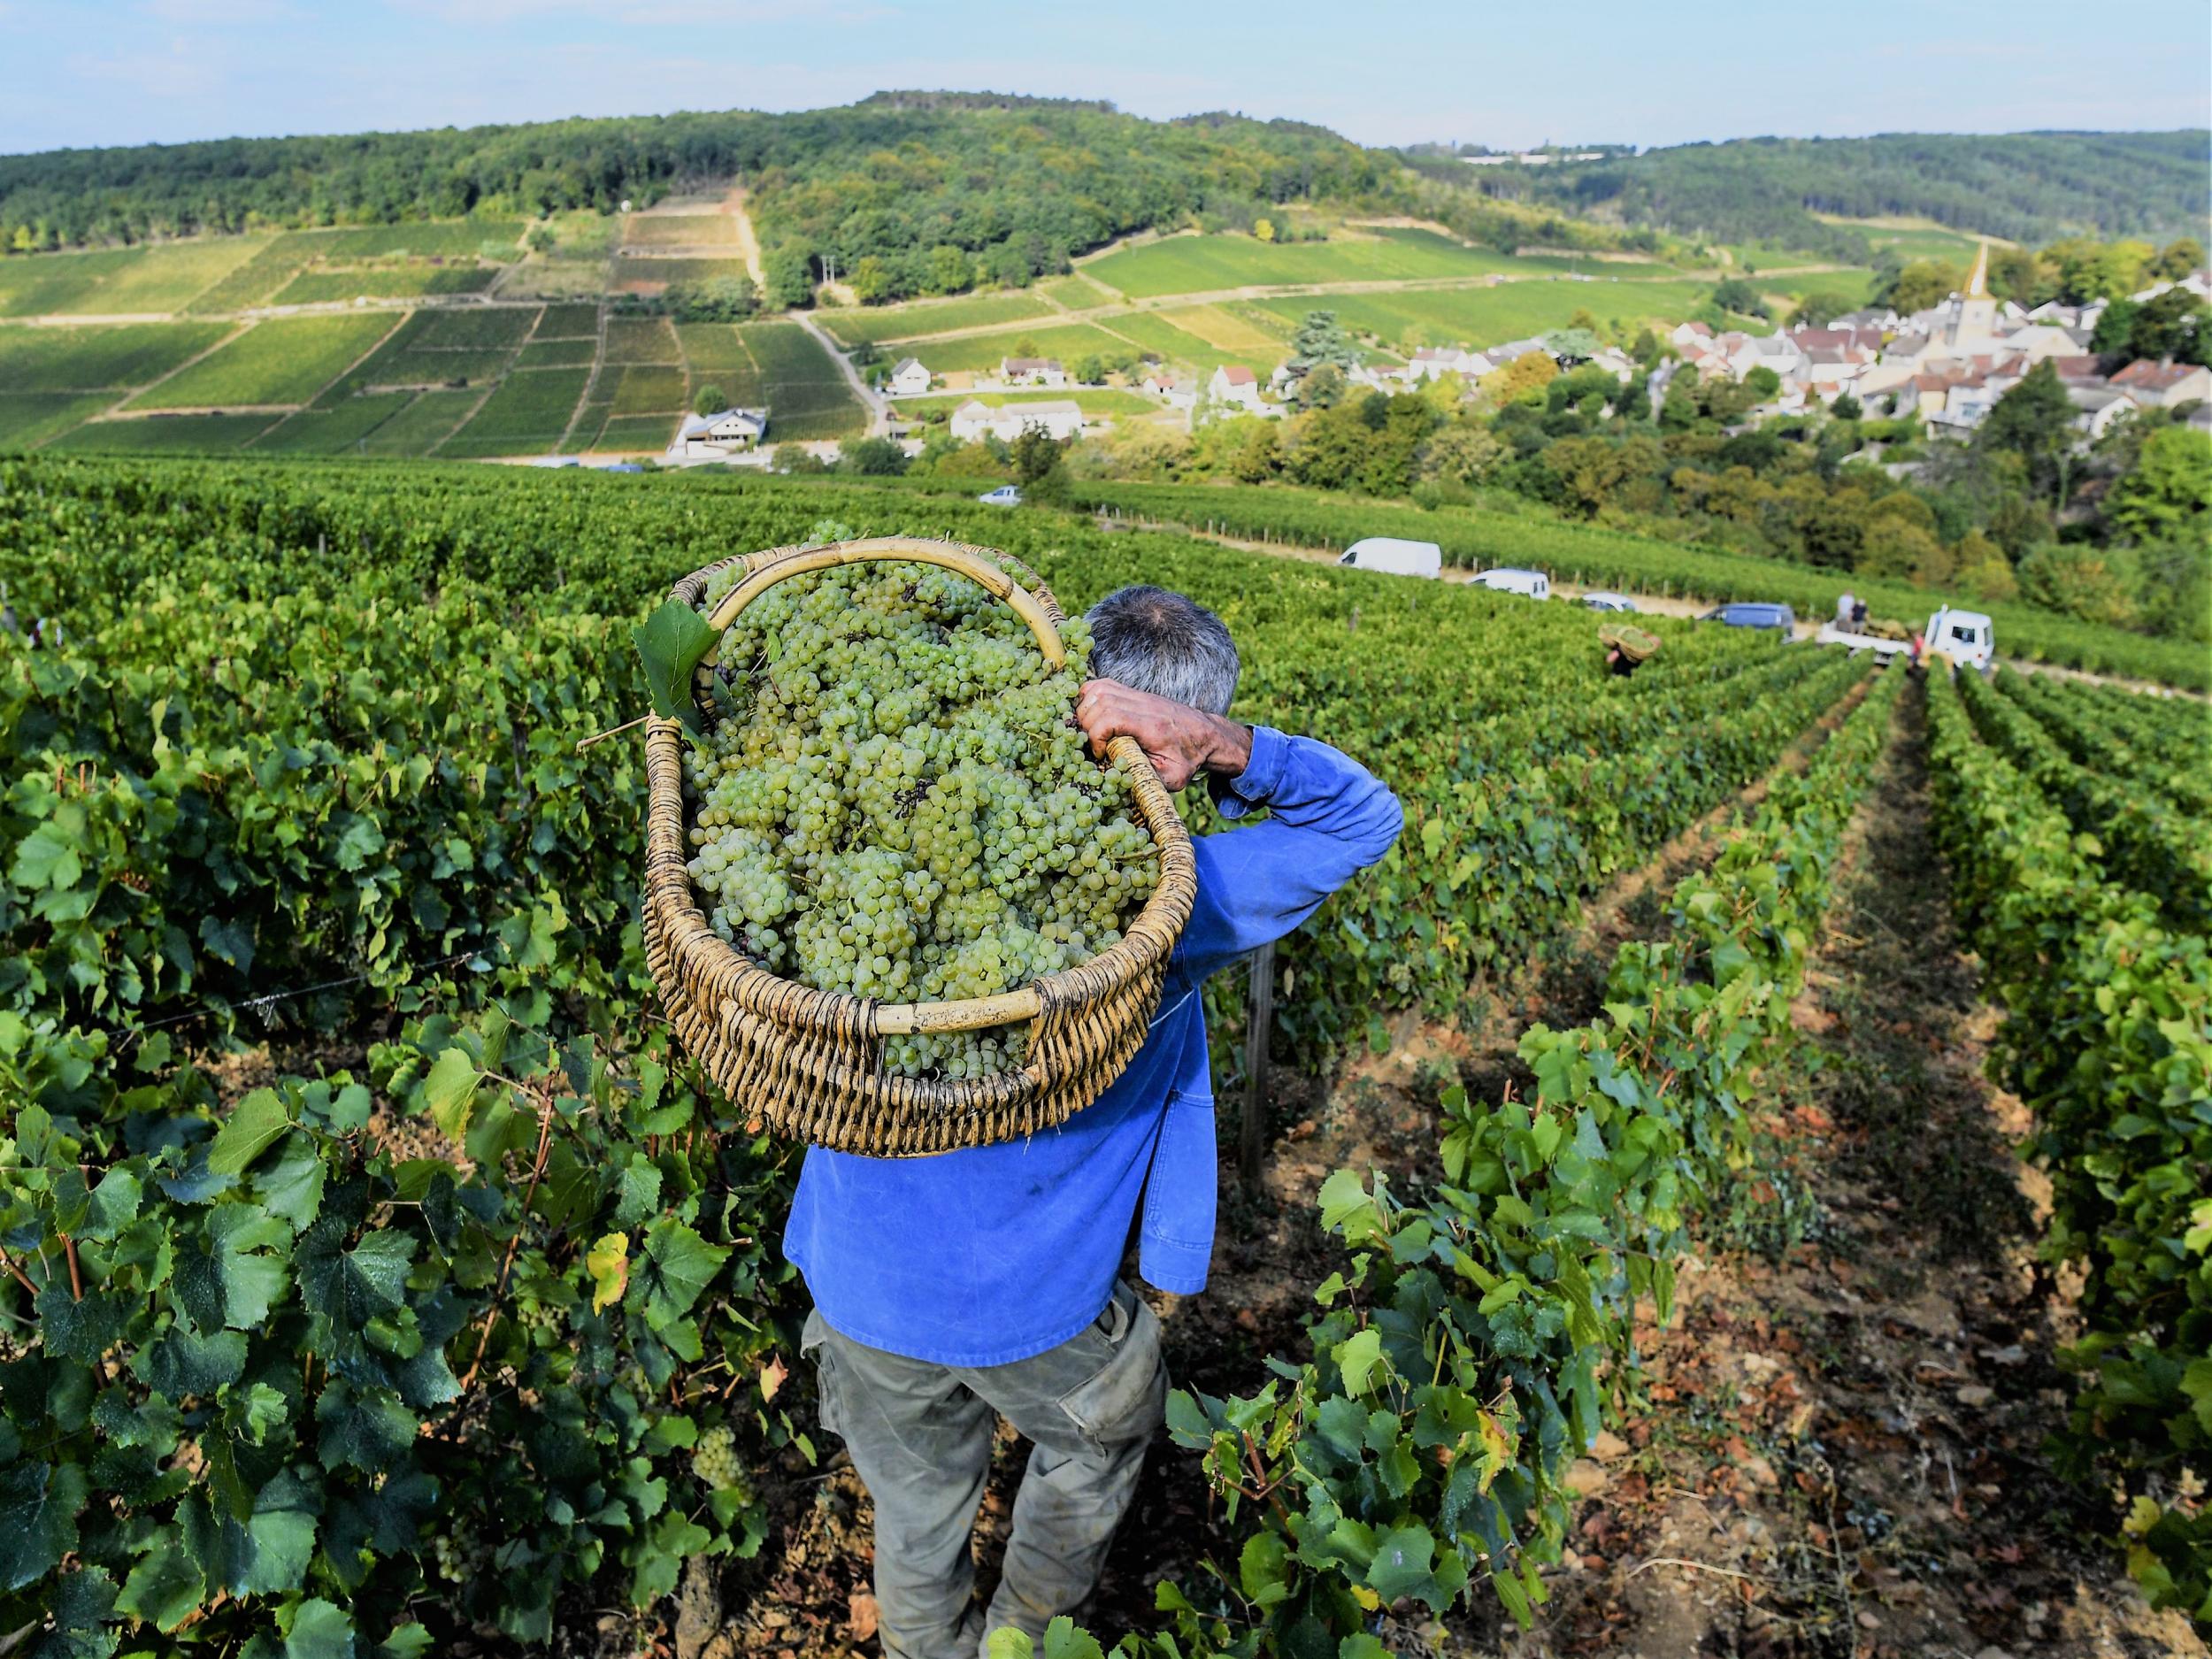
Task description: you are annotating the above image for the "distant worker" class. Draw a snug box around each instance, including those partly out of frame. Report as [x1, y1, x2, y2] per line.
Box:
[1600, 621, 1660, 678]
[1851, 597, 1869, 629]
[1834, 589, 1855, 630]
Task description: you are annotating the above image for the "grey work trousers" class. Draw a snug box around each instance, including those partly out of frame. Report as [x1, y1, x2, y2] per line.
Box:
[800, 1280, 1167, 1659]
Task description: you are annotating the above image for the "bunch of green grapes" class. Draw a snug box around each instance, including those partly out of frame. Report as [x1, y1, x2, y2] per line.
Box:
[692, 1425, 747, 1494]
[683, 555, 1162, 1077]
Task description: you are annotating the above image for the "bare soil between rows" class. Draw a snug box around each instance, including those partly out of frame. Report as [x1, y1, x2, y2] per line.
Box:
[674, 678, 2195, 1659]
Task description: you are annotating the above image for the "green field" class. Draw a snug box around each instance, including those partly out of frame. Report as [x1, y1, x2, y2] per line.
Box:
[534, 303, 601, 339]
[1814, 215, 1997, 265]
[623, 213, 741, 249]
[127, 313, 398, 409]
[439, 367, 589, 456]
[270, 265, 497, 304]
[897, 389, 1159, 420]
[1102, 311, 1282, 377]
[895, 322, 1134, 376]
[357, 388, 481, 456]
[589, 412, 683, 450]
[611, 257, 756, 289]
[0, 239, 273, 318]
[250, 392, 419, 454]
[680, 320, 865, 441]
[608, 364, 687, 416]
[416, 307, 540, 349]
[0, 393, 113, 449]
[316, 223, 523, 258]
[1252, 277, 1724, 351]
[1035, 273, 1118, 310]
[516, 337, 596, 368]
[0, 321, 232, 390]
[50, 413, 275, 452]
[369, 347, 515, 387]
[606, 317, 680, 363]
[1079, 228, 1664, 300]
[817, 290, 1056, 348]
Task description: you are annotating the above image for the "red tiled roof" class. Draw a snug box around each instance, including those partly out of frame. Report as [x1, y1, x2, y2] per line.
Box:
[1218, 365, 1256, 384]
[2112, 359, 2200, 390]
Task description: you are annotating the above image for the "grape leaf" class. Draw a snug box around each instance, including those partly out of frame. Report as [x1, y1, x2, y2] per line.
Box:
[421, 1048, 480, 1141]
[174, 1203, 291, 1332]
[629, 1218, 730, 1333]
[207, 1090, 292, 1177]
[588, 1231, 631, 1313]
[283, 1597, 356, 1659]
[136, 1324, 249, 1400]
[0, 1461, 85, 1590]
[31, 1565, 119, 1659]
[316, 1380, 419, 1473]
[115, 1543, 204, 1632]
[296, 1221, 413, 1331]
[634, 599, 719, 735]
[255, 1132, 327, 1232]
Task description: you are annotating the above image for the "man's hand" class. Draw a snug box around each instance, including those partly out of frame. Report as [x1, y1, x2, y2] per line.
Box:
[1075, 680, 1252, 792]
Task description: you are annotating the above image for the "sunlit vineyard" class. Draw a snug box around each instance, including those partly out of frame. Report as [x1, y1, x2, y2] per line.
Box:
[0, 456, 2204, 1655]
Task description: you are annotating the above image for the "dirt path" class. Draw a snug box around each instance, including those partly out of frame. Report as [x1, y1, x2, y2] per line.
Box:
[1494, 682, 2201, 1659]
[726, 186, 766, 288]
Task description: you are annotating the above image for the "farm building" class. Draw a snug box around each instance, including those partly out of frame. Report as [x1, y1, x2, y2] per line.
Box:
[1207, 364, 1267, 412]
[669, 407, 769, 455]
[949, 399, 1087, 443]
[999, 357, 1067, 388]
[888, 357, 932, 396]
[2109, 358, 2212, 408]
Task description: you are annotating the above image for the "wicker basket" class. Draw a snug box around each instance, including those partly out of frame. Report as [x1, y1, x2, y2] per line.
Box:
[641, 536, 1198, 1156]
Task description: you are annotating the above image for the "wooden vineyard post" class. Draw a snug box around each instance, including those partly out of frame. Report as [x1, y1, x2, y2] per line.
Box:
[1240, 939, 1276, 1190]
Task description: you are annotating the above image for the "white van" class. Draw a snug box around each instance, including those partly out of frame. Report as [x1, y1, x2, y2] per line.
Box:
[1924, 605, 1995, 673]
[1470, 567, 1551, 601]
[1338, 537, 1442, 580]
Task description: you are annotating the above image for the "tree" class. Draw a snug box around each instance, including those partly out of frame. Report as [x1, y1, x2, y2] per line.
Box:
[1540, 327, 1600, 364]
[1881, 258, 1962, 315]
[1985, 246, 2046, 304]
[1791, 289, 1856, 328]
[1710, 277, 1769, 319]
[2153, 237, 2206, 280]
[1288, 311, 1360, 374]
[2090, 298, 2142, 357]
[848, 256, 895, 303]
[1413, 425, 1502, 487]
[1295, 362, 1348, 410]
[1744, 365, 1782, 401]
[693, 383, 726, 417]
[923, 244, 974, 296]
[2016, 543, 2139, 626]
[1976, 361, 2078, 503]
[1010, 426, 1066, 485]
[838, 435, 910, 475]
[1253, 218, 1276, 242]
[2128, 288, 2211, 366]
[1830, 393, 1863, 421]
[2107, 426, 2212, 543]
[761, 243, 816, 310]
[1481, 350, 1557, 406]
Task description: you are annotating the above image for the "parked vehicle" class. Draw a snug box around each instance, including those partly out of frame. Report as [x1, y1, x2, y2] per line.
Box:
[1337, 537, 1442, 579]
[1700, 602, 1797, 635]
[1580, 591, 1637, 612]
[1469, 567, 1551, 600]
[1924, 606, 1995, 673]
[977, 485, 1024, 506]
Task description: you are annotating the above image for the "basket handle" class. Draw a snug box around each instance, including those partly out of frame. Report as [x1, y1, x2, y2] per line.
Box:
[703, 535, 1065, 668]
[692, 534, 1161, 1037]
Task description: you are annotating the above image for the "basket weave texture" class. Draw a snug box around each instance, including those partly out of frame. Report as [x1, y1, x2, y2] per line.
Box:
[642, 537, 1198, 1156]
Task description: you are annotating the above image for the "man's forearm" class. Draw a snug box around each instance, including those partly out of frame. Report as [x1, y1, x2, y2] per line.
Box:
[1199, 713, 1253, 779]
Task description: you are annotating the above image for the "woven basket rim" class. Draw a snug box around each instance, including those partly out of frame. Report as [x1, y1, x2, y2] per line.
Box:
[643, 535, 1196, 1089]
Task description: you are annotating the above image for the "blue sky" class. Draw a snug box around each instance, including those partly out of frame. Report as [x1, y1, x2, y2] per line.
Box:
[2, 0, 2208, 157]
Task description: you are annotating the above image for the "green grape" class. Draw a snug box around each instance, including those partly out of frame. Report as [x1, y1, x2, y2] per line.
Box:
[685, 560, 1160, 1079]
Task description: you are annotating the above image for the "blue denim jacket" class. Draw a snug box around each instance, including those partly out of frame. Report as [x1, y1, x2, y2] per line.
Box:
[782, 726, 1402, 1365]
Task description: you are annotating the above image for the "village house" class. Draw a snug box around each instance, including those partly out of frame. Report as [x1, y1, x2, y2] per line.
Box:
[1208, 364, 1269, 413]
[1405, 345, 1496, 382]
[887, 357, 931, 396]
[2109, 358, 2212, 408]
[668, 407, 768, 456]
[949, 398, 1087, 444]
[2066, 385, 2141, 438]
[999, 357, 1067, 388]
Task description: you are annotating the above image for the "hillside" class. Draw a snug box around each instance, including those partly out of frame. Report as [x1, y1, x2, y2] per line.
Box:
[0, 94, 1392, 302]
[1436, 128, 2211, 257]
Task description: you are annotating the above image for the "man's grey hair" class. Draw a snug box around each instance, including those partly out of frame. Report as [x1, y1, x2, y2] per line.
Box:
[1085, 585, 1240, 715]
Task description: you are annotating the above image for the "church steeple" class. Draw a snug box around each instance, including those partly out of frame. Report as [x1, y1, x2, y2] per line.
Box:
[1947, 241, 1997, 346]
[1965, 240, 1990, 298]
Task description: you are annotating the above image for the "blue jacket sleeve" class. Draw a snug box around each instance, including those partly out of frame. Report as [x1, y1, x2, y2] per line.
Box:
[1172, 726, 1402, 987]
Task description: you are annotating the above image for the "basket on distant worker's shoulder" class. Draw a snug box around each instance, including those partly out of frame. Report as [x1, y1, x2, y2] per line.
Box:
[1600, 621, 1662, 664]
[641, 536, 1197, 1156]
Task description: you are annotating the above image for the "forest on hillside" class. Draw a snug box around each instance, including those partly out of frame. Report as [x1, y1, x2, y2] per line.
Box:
[0, 95, 1392, 303]
[1439, 129, 2211, 257]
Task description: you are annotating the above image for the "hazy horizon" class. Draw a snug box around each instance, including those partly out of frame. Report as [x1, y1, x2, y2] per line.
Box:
[3, 0, 2208, 158]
